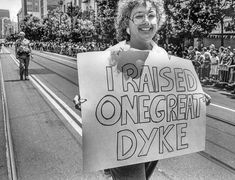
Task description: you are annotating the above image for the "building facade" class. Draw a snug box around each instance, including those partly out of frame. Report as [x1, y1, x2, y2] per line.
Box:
[1, 18, 12, 38]
[21, 0, 40, 18]
[0, 9, 10, 38]
[61, 0, 95, 13]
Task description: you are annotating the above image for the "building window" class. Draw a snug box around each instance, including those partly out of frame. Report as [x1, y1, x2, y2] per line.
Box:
[27, 5, 33, 12]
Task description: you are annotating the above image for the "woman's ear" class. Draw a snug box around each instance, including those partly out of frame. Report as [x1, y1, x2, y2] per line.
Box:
[126, 28, 130, 35]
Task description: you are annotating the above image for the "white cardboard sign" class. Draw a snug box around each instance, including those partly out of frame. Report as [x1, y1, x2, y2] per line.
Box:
[77, 51, 206, 172]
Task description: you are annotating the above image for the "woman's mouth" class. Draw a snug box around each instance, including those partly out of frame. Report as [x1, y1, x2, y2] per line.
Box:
[138, 27, 152, 32]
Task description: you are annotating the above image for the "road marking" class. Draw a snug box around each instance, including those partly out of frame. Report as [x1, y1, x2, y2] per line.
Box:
[211, 103, 235, 113]
[9, 54, 83, 136]
[30, 76, 82, 136]
[31, 75, 82, 124]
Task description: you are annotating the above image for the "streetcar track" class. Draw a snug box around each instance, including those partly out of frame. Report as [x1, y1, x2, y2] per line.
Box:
[198, 151, 235, 174]
[206, 114, 235, 127]
[31, 58, 78, 87]
[33, 52, 77, 70]
[206, 139, 235, 156]
[207, 124, 235, 138]
[203, 113, 235, 174]
[30, 59, 80, 103]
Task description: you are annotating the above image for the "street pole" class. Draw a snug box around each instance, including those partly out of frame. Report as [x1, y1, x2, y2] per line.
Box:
[221, 17, 224, 46]
[217, 0, 224, 47]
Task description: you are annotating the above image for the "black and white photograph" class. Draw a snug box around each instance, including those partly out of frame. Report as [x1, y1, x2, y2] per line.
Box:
[0, 0, 235, 180]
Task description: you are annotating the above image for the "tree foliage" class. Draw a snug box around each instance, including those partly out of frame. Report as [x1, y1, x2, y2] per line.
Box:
[159, 0, 235, 46]
[19, 14, 44, 40]
[95, 0, 118, 42]
[18, 0, 235, 45]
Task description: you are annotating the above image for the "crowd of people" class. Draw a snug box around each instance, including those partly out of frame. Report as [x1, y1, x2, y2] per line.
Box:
[30, 40, 114, 57]
[180, 44, 235, 94]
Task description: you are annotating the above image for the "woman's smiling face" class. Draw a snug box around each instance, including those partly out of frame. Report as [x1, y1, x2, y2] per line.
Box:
[129, 1, 158, 43]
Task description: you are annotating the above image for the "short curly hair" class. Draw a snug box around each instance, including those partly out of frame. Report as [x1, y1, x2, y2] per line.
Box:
[115, 0, 166, 42]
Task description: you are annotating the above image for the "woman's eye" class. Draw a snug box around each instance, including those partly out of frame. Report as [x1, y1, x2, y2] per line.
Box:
[134, 14, 144, 19]
[148, 14, 156, 19]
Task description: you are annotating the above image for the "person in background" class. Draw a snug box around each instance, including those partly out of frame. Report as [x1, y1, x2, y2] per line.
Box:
[15, 31, 32, 80]
[220, 48, 232, 82]
[228, 49, 235, 84]
[210, 51, 219, 80]
[209, 44, 215, 54]
[201, 52, 211, 80]
[193, 51, 202, 78]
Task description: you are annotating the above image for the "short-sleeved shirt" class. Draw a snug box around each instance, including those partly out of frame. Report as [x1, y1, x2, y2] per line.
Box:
[16, 38, 31, 56]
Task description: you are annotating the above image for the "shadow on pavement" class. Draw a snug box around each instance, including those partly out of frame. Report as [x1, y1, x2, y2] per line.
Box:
[4, 79, 22, 83]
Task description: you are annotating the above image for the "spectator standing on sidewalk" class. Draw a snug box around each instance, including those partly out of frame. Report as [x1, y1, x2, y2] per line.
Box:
[15, 31, 32, 80]
[210, 51, 219, 80]
[192, 51, 202, 78]
[220, 48, 231, 82]
[201, 52, 211, 80]
[229, 48, 235, 84]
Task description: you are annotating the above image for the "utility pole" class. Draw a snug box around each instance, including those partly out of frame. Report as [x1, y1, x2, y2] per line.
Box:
[221, 17, 224, 46]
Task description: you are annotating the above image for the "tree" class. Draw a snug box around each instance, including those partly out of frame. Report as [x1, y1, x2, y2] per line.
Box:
[71, 18, 95, 42]
[95, 0, 118, 43]
[161, 0, 235, 47]
[19, 14, 44, 41]
[67, 5, 82, 19]
[42, 8, 70, 42]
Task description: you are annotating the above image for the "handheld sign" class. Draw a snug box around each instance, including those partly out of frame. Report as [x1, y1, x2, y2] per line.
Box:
[77, 51, 206, 172]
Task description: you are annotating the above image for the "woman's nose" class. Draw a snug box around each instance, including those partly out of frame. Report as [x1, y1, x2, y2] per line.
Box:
[143, 15, 151, 24]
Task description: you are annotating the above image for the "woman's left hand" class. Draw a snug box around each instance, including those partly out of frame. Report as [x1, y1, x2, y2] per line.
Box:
[204, 93, 211, 106]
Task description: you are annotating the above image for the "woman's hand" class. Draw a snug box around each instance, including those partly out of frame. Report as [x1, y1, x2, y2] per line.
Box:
[204, 93, 211, 106]
[73, 95, 87, 110]
[110, 50, 149, 79]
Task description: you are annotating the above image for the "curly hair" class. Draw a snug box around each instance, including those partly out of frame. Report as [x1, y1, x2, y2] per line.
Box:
[115, 0, 166, 42]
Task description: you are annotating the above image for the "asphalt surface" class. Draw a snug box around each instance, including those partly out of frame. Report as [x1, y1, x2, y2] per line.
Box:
[0, 46, 235, 180]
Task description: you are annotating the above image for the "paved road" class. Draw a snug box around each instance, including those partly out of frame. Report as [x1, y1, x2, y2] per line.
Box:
[0, 46, 235, 180]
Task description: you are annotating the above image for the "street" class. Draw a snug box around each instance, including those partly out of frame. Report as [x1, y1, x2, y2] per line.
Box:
[0, 46, 235, 180]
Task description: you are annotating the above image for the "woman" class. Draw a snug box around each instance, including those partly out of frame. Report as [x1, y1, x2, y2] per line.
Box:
[105, 2, 166, 179]
[201, 52, 211, 80]
[107, 0, 166, 53]
[220, 48, 231, 82]
[75, 0, 211, 179]
[210, 51, 219, 80]
[192, 51, 202, 78]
